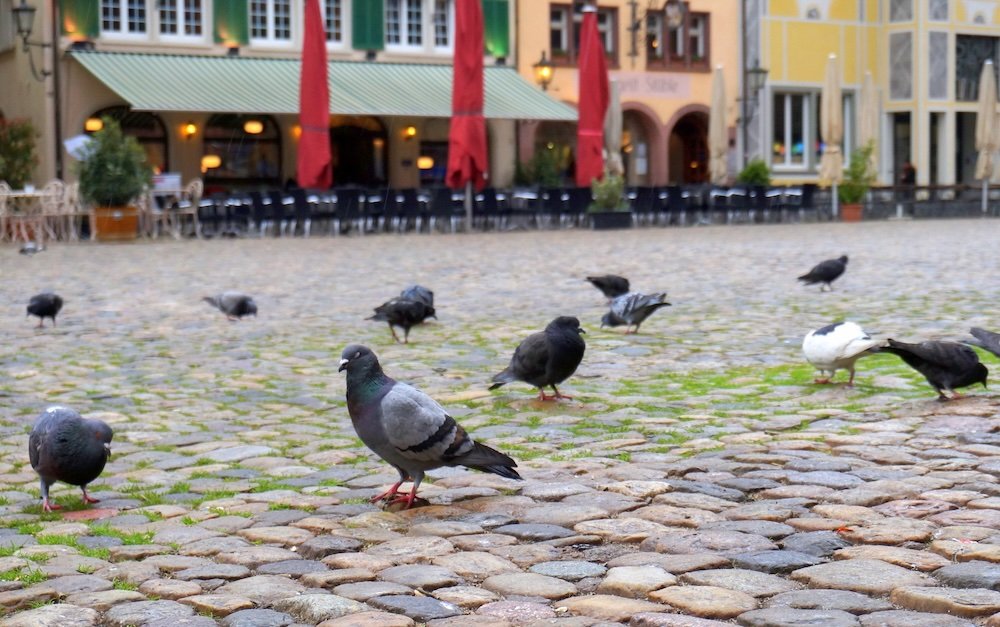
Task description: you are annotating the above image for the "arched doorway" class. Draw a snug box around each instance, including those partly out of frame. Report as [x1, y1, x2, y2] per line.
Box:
[530, 121, 576, 185]
[329, 116, 388, 186]
[668, 111, 709, 184]
[202, 114, 281, 189]
[86, 106, 168, 174]
[621, 106, 664, 186]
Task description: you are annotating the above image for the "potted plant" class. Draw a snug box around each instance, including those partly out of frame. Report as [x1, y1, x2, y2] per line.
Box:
[737, 158, 771, 187]
[0, 118, 38, 189]
[838, 142, 875, 222]
[76, 117, 152, 241]
[588, 169, 632, 230]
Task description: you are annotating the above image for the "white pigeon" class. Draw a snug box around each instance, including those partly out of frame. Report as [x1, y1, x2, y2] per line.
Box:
[802, 321, 885, 386]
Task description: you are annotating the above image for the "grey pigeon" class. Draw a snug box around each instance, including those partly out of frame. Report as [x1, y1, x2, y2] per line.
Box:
[966, 327, 1000, 359]
[339, 344, 521, 509]
[586, 275, 630, 300]
[368, 297, 436, 344]
[19, 242, 44, 255]
[798, 255, 848, 291]
[601, 292, 671, 334]
[27, 292, 63, 328]
[490, 316, 586, 401]
[400, 285, 434, 309]
[203, 292, 257, 320]
[881, 339, 988, 400]
[29, 406, 113, 512]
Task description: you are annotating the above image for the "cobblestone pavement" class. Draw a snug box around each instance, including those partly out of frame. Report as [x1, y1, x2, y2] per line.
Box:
[1, 219, 1000, 627]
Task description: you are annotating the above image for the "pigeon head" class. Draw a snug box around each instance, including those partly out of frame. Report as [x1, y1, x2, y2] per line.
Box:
[87, 419, 114, 456]
[201, 296, 219, 307]
[839, 255, 849, 264]
[600, 312, 625, 328]
[245, 300, 258, 317]
[974, 363, 989, 389]
[548, 316, 585, 335]
[426, 305, 437, 320]
[339, 344, 379, 374]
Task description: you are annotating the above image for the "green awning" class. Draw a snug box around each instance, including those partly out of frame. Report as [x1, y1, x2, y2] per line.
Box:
[70, 51, 575, 121]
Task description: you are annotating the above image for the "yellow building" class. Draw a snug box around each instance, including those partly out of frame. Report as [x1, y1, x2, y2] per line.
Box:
[760, 0, 998, 186]
[515, 0, 740, 186]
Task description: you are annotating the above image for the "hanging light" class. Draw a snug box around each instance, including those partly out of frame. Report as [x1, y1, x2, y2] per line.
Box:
[84, 117, 103, 132]
[291, 124, 302, 139]
[533, 51, 554, 91]
[403, 125, 417, 140]
[183, 121, 197, 140]
[417, 156, 434, 170]
[243, 119, 264, 134]
[201, 154, 222, 171]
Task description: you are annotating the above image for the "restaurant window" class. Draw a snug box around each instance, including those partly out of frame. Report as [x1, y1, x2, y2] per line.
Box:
[661, 7, 709, 71]
[203, 114, 282, 188]
[386, 0, 422, 48]
[772, 92, 809, 170]
[101, 0, 147, 35]
[324, 0, 343, 43]
[158, 0, 202, 37]
[250, 0, 292, 43]
[548, 3, 617, 65]
[86, 106, 168, 174]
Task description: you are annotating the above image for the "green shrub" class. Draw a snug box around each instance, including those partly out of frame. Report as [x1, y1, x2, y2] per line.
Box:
[76, 117, 152, 207]
[589, 169, 626, 212]
[736, 158, 771, 186]
[514, 147, 563, 187]
[838, 141, 876, 204]
[0, 119, 39, 188]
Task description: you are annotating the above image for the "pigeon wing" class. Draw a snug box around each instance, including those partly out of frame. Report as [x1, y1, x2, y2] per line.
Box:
[969, 328, 1000, 359]
[379, 384, 474, 466]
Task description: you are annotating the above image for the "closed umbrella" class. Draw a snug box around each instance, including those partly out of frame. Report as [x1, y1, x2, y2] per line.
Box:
[604, 79, 624, 177]
[709, 65, 728, 185]
[819, 53, 843, 216]
[447, 0, 488, 230]
[858, 71, 879, 178]
[576, 5, 609, 188]
[975, 59, 999, 213]
[296, 0, 332, 188]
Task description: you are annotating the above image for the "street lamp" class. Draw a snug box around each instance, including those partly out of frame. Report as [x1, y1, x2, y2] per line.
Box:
[11, 0, 51, 81]
[533, 51, 554, 91]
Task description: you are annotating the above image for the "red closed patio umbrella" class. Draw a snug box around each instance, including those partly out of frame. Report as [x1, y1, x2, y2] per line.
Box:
[447, 0, 488, 229]
[296, 0, 332, 188]
[575, 5, 609, 188]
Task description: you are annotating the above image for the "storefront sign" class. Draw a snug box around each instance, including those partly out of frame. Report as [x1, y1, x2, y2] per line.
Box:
[612, 71, 691, 99]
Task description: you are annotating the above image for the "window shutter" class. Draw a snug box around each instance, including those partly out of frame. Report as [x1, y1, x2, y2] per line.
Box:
[482, 0, 509, 58]
[214, 0, 249, 46]
[353, 0, 384, 51]
[60, 0, 100, 39]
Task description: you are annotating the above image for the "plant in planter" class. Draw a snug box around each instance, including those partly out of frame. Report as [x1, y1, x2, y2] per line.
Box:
[76, 117, 152, 240]
[588, 170, 632, 229]
[736, 158, 771, 186]
[838, 141, 875, 221]
[0, 118, 39, 188]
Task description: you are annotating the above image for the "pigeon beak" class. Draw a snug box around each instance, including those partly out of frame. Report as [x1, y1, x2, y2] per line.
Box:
[578, 328, 586, 334]
[338, 358, 349, 372]
[104, 443, 112, 458]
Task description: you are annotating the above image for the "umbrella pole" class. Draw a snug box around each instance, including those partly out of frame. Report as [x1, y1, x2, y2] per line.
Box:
[464, 182, 474, 232]
[832, 183, 839, 220]
[983, 179, 989, 214]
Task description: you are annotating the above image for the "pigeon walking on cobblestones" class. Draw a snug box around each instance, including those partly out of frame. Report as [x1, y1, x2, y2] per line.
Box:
[339, 344, 521, 509]
[881, 339, 988, 400]
[368, 297, 436, 344]
[798, 255, 848, 291]
[601, 292, 671, 334]
[400, 284, 434, 309]
[586, 275, 630, 300]
[802, 321, 885, 385]
[966, 327, 1000, 359]
[490, 316, 586, 400]
[26, 292, 63, 328]
[29, 406, 113, 513]
[203, 292, 257, 320]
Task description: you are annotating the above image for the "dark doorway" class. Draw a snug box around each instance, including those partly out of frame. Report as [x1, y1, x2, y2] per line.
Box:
[330, 116, 387, 186]
[892, 112, 912, 184]
[669, 112, 708, 184]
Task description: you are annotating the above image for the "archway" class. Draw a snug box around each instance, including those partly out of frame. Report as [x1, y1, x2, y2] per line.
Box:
[621, 104, 664, 186]
[329, 115, 388, 187]
[86, 106, 169, 174]
[667, 108, 709, 184]
[530, 121, 576, 185]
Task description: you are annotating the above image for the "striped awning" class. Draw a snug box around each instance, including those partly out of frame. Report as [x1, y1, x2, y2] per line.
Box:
[70, 50, 576, 121]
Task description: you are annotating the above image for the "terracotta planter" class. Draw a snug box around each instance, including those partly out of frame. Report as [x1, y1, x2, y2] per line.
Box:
[840, 203, 863, 222]
[590, 211, 633, 230]
[93, 206, 139, 241]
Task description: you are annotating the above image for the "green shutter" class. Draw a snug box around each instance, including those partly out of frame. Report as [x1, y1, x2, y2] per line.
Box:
[483, 0, 509, 59]
[353, 0, 384, 51]
[60, 0, 99, 40]
[214, 0, 249, 46]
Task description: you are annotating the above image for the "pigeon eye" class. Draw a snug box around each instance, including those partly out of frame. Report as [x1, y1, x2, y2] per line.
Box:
[353, 351, 361, 359]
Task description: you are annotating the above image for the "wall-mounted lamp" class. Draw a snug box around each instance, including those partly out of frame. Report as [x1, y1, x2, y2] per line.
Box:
[403, 126, 417, 141]
[200, 154, 222, 172]
[84, 117, 103, 133]
[11, 1, 51, 82]
[533, 51, 553, 91]
[416, 156, 434, 170]
[373, 137, 385, 148]
[291, 124, 302, 139]
[183, 121, 197, 140]
[227, 46, 240, 56]
[243, 119, 263, 135]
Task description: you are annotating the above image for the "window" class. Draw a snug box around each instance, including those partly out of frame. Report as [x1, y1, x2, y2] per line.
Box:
[158, 0, 202, 37]
[251, 0, 292, 43]
[646, 13, 664, 63]
[956, 35, 999, 101]
[386, 0, 422, 47]
[433, 0, 452, 49]
[101, 0, 147, 35]
[203, 114, 282, 188]
[87, 106, 168, 174]
[659, 8, 709, 70]
[324, 0, 343, 43]
[772, 91, 854, 172]
[548, 4, 618, 65]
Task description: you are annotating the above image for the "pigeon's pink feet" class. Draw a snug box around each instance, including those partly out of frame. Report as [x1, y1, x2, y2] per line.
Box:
[387, 491, 418, 509]
[82, 493, 100, 504]
[813, 378, 831, 384]
[537, 391, 557, 401]
[370, 481, 405, 503]
[42, 500, 62, 512]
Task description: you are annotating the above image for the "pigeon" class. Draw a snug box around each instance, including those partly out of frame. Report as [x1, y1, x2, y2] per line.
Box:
[400, 285, 434, 309]
[29, 406, 113, 512]
[339, 344, 521, 509]
[490, 316, 586, 401]
[798, 255, 848, 291]
[368, 297, 436, 344]
[203, 292, 257, 321]
[601, 292, 671, 334]
[586, 275, 630, 300]
[27, 292, 63, 328]
[966, 327, 1000, 359]
[880, 339, 988, 400]
[802, 321, 885, 385]
[19, 242, 44, 255]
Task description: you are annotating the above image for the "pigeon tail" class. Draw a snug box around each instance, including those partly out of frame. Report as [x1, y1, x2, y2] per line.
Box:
[454, 441, 521, 480]
[469, 464, 523, 480]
